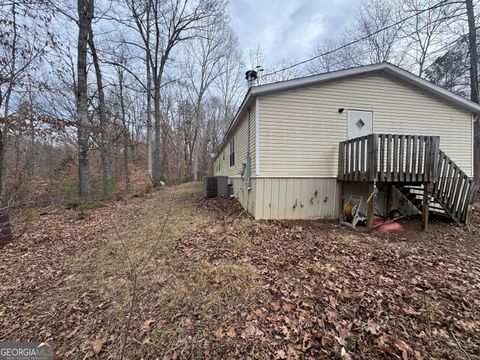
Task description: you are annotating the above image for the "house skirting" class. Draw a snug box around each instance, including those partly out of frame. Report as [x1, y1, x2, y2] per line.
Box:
[230, 177, 419, 220]
[230, 177, 339, 220]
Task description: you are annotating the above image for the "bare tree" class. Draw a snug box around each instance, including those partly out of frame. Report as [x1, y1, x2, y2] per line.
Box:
[88, 19, 113, 192]
[466, 0, 479, 180]
[357, 0, 404, 64]
[183, 20, 231, 181]
[401, 0, 450, 76]
[0, 0, 51, 202]
[215, 33, 244, 133]
[76, 0, 93, 199]
[127, 0, 223, 186]
[308, 38, 355, 74]
[114, 62, 131, 190]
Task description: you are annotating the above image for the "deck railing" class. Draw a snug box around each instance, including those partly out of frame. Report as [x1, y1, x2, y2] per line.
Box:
[433, 150, 479, 223]
[338, 134, 440, 182]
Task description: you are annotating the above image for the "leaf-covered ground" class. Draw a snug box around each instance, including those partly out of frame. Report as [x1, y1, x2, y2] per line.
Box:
[0, 183, 479, 359]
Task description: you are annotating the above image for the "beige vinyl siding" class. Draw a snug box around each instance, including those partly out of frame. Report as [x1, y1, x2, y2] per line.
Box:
[214, 101, 256, 177]
[213, 149, 228, 176]
[259, 73, 473, 177]
[254, 177, 340, 219]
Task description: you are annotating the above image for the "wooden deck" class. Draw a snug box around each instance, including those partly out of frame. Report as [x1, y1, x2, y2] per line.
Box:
[338, 133, 478, 228]
[338, 134, 440, 183]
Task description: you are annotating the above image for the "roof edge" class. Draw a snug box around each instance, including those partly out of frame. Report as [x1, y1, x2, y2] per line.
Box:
[251, 62, 480, 114]
[214, 62, 480, 159]
[213, 89, 253, 160]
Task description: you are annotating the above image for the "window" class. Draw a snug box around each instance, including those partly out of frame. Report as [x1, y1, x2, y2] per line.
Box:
[356, 118, 365, 129]
[229, 138, 235, 166]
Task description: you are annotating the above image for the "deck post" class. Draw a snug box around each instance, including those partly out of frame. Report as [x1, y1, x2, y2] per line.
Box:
[367, 182, 375, 229]
[422, 182, 432, 230]
[338, 181, 344, 223]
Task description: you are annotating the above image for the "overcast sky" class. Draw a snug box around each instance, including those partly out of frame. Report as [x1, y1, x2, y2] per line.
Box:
[228, 0, 361, 67]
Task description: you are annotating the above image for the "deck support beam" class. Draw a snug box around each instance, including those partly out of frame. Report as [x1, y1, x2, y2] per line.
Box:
[367, 182, 375, 229]
[422, 182, 432, 230]
[338, 181, 344, 223]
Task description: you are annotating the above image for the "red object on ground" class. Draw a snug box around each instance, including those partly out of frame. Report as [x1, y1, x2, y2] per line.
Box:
[375, 221, 405, 233]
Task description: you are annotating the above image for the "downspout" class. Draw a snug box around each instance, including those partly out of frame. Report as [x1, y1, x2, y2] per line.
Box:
[246, 107, 252, 189]
[246, 107, 252, 213]
[474, 114, 479, 180]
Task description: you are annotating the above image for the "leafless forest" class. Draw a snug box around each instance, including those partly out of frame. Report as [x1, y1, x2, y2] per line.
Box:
[0, 0, 479, 208]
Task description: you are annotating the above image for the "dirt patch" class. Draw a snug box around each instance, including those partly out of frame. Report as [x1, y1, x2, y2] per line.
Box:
[0, 183, 479, 359]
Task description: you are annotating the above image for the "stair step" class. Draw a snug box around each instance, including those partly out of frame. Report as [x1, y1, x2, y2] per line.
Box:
[392, 152, 479, 224]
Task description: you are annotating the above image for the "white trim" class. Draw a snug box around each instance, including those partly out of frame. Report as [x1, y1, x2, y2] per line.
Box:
[472, 114, 475, 178]
[255, 97, 260, 176]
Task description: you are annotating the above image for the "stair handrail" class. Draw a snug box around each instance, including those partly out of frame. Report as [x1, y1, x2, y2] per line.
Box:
[433, 150, 479, 223]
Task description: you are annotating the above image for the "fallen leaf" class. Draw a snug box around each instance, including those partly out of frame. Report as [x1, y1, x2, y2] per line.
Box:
[92, 338, 106, 355]
[394, 339, 412, 360]
[403, 307, 420, 316]
[141, 319, 155, 331]
[321, 335, 334, 347]
[214, 327, 224, 340]
[270, 301, 280, 311]
[242, 323, 264, 337]
[274, 349, 286, 359]
[226, 327, 236, 338]
[302, 335, 312, 351]
[329, 296, 338, 309]
[366, 322, 380, 335]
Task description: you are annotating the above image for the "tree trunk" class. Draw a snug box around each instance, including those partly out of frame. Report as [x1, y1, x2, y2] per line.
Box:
[467, 0, 479, 103]
[26, 120, 35, 176]
[192, 134, 198, 181]
[146, 58, 153, 183]
[76, 0, 92, 200]
[118, 70, 130, 190]
[466, 0, 480, 181]
[88, 26, 112, 192]
[152, 76, 162, 186]
[0, 127, 5, 203]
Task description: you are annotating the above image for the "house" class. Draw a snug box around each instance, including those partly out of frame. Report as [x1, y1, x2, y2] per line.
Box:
[213, 62, 479, 226]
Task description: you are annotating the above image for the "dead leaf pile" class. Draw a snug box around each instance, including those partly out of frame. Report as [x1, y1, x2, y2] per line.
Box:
[0, 184, 479, 359]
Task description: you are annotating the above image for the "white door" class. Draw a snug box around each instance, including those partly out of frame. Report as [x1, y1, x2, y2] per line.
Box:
[347, 110, 373, 139]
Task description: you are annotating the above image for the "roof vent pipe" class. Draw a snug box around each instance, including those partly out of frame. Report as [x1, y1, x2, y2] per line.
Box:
[245, 70, 257, 88]
[245, 66, 263, 88]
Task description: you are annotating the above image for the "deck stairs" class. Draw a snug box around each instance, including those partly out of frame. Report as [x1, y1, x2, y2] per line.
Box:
[396, 184, 454, 222]
[392, 151, 478, 223]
